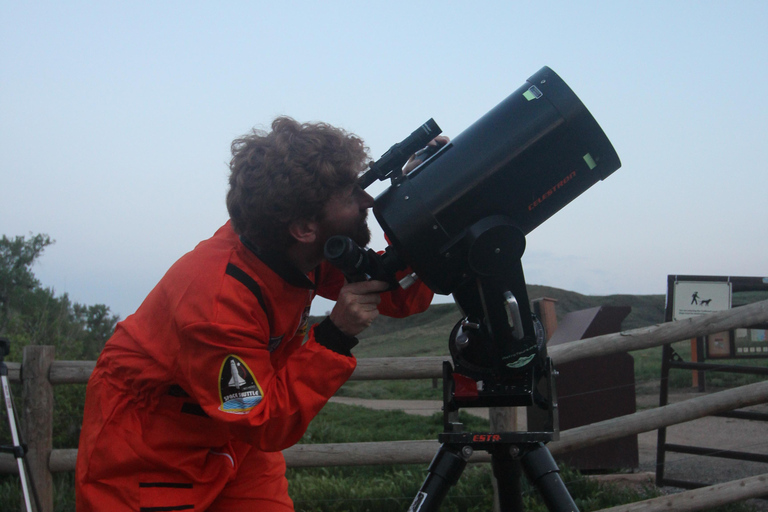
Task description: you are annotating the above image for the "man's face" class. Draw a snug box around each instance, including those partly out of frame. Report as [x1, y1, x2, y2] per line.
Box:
[317, 184, 375, 247]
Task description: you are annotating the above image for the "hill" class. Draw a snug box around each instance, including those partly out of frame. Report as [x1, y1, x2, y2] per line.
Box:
[311, 285, 666, 358]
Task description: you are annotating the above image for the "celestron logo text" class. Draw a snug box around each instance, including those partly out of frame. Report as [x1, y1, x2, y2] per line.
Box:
[528, 170, 577, 211]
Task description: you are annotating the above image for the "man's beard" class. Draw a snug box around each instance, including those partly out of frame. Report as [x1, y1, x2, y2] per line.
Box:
[350, 215, 372, 247]
[317, 212, 371, 260]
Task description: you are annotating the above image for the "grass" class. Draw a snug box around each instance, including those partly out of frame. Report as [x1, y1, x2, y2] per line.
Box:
[288, 403, 664, 512]
[2, 378, 760, 512]
[285, 404, 757, 512]
[286, 403, 497, 511]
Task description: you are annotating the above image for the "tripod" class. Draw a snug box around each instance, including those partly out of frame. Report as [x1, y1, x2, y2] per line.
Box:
[1, 337, 40, 512]
[408, 251, 580, 511]
[408, 360, 578, 512]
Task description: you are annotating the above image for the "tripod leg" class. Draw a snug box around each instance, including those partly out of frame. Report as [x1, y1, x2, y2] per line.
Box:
[521, 443, 579, 512]
[491, 447, 525, 511]
[2, 374, 36, 511]
[408, 444, 470, 512]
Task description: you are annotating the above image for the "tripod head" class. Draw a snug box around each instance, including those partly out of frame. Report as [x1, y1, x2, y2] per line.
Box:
[327, 67, 621, 432]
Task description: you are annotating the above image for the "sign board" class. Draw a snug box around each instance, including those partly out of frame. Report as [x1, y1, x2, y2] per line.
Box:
[672, 281, 731, 321]
[706, 331, 732, 358]
[734, 328, 768, 356]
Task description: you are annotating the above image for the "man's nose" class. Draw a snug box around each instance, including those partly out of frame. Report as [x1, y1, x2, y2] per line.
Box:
[359, 190, 375, 209]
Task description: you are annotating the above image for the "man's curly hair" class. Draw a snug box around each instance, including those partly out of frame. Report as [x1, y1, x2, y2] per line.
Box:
[227, 117, 370, 251]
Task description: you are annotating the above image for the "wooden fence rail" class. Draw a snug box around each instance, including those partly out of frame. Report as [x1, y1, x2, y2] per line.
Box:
[601, 472, 768, 512]
[2, 299, 768, 512]
[5, 299, 768, 384]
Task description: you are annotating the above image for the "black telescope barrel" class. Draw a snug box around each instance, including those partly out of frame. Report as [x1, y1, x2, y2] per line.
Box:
[358, 166, 379, 189]
[373, 66, 622, 295]
[357, 165, 380, 189]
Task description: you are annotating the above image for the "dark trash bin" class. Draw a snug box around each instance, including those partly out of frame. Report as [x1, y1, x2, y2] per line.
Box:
[529, 305, 638, 471]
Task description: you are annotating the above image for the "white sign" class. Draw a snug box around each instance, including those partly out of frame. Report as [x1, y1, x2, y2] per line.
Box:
[672, 281, 731, 321]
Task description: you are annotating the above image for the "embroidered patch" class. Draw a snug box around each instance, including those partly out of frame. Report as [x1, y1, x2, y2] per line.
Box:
[218, 355, 263, 414]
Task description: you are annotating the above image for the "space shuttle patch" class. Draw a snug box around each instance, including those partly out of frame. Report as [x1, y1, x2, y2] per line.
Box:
[218, 355, 263, 414]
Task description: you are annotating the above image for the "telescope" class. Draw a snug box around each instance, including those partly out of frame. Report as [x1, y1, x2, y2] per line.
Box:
[326, 66, 621, 511]
[330, 65, 620, 395]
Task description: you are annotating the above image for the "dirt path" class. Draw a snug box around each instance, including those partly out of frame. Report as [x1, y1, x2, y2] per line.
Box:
[635, 391, 768, 507]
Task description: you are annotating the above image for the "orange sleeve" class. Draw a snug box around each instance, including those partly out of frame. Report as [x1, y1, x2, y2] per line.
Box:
[177, 318, 356, 452]
[315, 261, 434, 318]
[377, 269, 434, 318]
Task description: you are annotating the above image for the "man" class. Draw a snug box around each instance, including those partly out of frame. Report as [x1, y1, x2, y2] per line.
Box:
[76, 117, 436, 511]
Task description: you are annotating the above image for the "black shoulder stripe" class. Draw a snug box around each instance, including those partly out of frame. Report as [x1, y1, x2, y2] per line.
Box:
[139, 482, 193, 489]
[225, 263, 268, 313]
[181, 402, 209, 418]
[139, 506, 193, 512]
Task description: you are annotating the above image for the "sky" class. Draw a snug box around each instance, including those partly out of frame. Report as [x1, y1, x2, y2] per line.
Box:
[2, 1, 767, 320]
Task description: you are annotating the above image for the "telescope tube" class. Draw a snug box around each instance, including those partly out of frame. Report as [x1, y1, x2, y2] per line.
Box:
[373, 66, 621, 295]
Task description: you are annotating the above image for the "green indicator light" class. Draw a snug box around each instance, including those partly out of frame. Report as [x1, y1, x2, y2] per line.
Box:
[523, 85, 543, 101]
[583, 153, 597, 170]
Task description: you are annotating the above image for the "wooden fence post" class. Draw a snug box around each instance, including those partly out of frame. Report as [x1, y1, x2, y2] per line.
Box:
[22, 345, 55, 512]
[490, 407, 518, 512]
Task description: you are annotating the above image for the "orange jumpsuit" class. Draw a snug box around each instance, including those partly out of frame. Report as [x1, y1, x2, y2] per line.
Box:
[75, 222, 433, 511]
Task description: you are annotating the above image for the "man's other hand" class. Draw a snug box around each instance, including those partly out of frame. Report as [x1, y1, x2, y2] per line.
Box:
[402, 135, 450, 174]
[329, 280, 389, 337]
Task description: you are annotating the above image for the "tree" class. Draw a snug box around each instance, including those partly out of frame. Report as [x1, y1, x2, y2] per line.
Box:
[0, 233, 118, 359]
[0, 233, 52, 328]
[0, 233, 121, 453]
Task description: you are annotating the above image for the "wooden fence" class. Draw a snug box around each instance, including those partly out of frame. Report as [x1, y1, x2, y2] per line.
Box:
[2, 299, 768, 511]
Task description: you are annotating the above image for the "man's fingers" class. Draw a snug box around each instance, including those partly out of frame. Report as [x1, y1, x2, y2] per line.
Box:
[329, 280, 388, 337]
[344, 279, 389, 294]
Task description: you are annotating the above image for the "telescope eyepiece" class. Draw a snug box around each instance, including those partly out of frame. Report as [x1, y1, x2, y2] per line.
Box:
[324, 236, 407, 288]
[324, 236, 369, 283]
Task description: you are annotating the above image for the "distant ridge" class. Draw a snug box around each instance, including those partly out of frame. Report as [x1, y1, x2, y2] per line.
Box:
[310, 285, 666, 358]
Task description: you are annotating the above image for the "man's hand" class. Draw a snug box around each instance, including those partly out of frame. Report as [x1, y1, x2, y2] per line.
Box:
[402, 135, 451, 174]
[329, 280, 389, 337]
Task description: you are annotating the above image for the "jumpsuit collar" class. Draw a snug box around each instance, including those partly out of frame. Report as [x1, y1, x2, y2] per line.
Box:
[239, 236, 316, 289]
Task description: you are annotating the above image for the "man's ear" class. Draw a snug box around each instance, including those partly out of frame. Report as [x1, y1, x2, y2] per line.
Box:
[288, 219, 319, 244]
